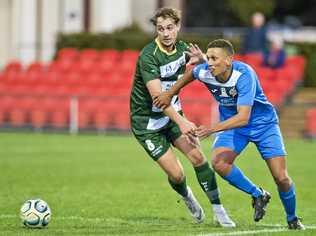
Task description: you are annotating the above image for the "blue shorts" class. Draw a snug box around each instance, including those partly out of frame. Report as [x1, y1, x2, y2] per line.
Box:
[212, 123, 287, 159]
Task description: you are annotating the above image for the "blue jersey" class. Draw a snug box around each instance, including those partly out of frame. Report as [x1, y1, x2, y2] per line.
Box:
[192, 61, 278, 130]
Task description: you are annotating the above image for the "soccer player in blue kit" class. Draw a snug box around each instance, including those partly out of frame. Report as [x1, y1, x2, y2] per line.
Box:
[153, 39, 305, 230]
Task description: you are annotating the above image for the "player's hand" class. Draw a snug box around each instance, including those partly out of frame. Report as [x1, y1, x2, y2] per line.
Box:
[195, 125, 212, 140]
[153, 91, 172, 110]
[185, 43, 206, 65]
[179, 119, 197, 137]
[185, 133, 200, 148]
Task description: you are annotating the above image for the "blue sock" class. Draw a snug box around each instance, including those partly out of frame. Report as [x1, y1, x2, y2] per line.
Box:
[223, 165, 262, 198]
[279, 184, 296, 222]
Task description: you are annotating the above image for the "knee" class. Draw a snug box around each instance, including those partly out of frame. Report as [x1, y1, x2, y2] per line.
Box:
[274, 174, 292, 189]
[188, 151, 206, 167]
[169, 172, 185, 183]
[211, 156, 228, 173]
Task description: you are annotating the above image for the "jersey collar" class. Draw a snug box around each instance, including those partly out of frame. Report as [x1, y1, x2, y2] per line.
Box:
[215, 64, 234, 84]
[155, 38, 177, 55]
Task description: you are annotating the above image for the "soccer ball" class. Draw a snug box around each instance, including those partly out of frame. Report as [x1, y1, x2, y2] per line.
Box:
[20, 199, 51, 228]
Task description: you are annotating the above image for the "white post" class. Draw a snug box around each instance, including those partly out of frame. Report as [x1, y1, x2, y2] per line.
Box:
[70, 96, 78, 134]
[12, 0, 37, 65]
[91, 0, 132, 33]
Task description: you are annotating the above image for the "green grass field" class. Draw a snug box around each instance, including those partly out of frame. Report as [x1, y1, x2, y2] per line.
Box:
[0, 132, 315, 235]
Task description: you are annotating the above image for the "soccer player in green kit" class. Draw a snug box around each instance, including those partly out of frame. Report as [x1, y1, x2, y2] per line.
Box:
[130, 7, 235, 227]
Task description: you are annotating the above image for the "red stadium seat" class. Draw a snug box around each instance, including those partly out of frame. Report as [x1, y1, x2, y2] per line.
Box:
[30, 97, 58, 128]
[73, 59, 96, 75]
[30, 97, 70, 128]
[57, 48, 79, 61]
[78, 98, 99, 129]
[8, 109, 27, 126]
[63, 71, 81, 85]
[7, 97, 33, 126]
[233, 54, 244, 61]
[0, 95, 15, 125]
[255, 67, 274, 81]
[112, 98, 130, 130]
[285, 56, 306, 82]
[26, 62, 46, 74]
[95, 58, 116, 74]
[48, 59, 75, 74]
[50, 98, 70, 128]
[121, 60, 136, 75]
[3, 61, 23, 74]
[81, 72, 103, 87]
[244, 53, 263, 68]
[79, 49, 99, 61]
[43, 71, 61, 86]
[265, 90, 284, 107]
[92, 86, 112, 97]
[91, 99, 117, 130]
[181, 101, 212, 127]
[100, 49, 120, 61]
[121, 50, 139, 62]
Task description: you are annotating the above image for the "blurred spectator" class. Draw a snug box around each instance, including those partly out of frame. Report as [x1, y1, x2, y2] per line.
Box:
[263, 37, 286, 69]
[242, 12, 268, 54]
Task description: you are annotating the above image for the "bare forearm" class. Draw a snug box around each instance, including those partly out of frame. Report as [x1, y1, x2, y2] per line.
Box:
[168, 70, 194, 96]
[163, 105, 184, 125]
[210, 114, 248, 133]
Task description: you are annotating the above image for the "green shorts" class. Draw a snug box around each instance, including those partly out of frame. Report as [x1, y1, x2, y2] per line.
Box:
[132, 121, 182, 161]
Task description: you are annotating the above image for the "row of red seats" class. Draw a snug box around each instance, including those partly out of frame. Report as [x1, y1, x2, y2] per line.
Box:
[0, 95, 213, 130]
[0, 70, 133, 97]
[3, 60, 136, 79]
[305, 108, 316, 138]
[3, 49, 139, 76]
[234, 53, 305, 75]
[0, 96, 130, 130]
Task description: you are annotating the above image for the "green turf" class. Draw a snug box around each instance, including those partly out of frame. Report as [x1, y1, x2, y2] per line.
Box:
[0, 132, 315, 235]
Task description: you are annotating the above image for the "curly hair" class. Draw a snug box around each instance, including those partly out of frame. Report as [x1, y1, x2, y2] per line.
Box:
[150, 7, 181, 26]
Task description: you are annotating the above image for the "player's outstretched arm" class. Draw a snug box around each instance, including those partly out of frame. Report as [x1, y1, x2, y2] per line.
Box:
[153, 68, 195, 109]
[195, 105, 251, 139]
[146, 79, 196, 136]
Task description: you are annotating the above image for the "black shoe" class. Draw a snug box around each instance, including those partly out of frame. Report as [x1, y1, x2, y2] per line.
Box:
[288, 217, 305, 230]
[252, 188, 271, 222]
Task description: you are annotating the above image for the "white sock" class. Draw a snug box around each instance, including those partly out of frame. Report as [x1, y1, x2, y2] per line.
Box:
[212, 204, 224, 213]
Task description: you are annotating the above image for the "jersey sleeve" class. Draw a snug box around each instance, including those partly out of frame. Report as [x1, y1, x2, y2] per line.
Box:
[139, 52, 160, 83]
[192, 63, 204, 80]
[236, 70, 256, 106]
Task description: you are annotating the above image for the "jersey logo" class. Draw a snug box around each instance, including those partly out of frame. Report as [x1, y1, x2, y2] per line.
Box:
[219, 87, 229, 97]
[229, 87, 237, 97]
[211, 89, 218, 93]
[159, 53, 186, 78]
[201, 182, 209, 191]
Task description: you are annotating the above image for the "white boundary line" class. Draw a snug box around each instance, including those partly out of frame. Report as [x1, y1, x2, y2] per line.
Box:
[0, 214, 109, 222]
[197, 225, 316, 236]
[2, 214, 316, 235]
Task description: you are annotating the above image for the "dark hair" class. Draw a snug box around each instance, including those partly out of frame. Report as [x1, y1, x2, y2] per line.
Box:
[207, 39, 235, 55]
[150, 7, 181, 26]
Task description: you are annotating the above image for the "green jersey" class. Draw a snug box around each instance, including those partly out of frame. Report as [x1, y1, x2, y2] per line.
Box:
[130, 39, 189, 135]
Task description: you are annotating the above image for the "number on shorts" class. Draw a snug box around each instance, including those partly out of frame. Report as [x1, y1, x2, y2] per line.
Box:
[145, 139, 155, 151]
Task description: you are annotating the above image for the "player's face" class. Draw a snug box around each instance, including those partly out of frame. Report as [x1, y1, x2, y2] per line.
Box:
[206, 48, 232, 78]
[156, 17, 180, 50]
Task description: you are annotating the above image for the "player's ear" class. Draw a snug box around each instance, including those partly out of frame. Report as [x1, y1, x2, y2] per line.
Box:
[225, 55, 233, 66]
[176, 23, 181, 32]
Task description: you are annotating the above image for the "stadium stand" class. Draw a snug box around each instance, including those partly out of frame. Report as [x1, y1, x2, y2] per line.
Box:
[0, 49, 306, 132]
